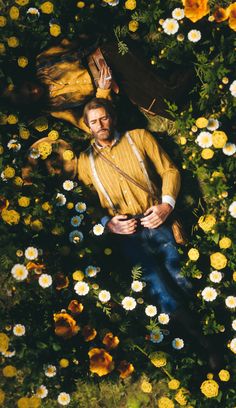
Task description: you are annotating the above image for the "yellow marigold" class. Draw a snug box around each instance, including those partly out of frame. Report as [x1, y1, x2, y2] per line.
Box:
[179, 136, 187, 145]
[149, 351, 167, 367]
[18, 56, 28, 68]
[125, 0, 136, 11]
[175, 388, 189, 406]
[19, 127, 30, 139]
[1, 209, 20, 225]
[59, 358, 69, 368]
[0, 43, 6, 54]
[77, 1, 85, 8]
[188, 248, 199, 261]
[117, 360, 134, 379]
[50, 23, 61, 37]
[67, 202, 74, 209]
[219, 237, 232, 249]
[227, 3, 236, 31]
[213, 7, 229, 22]
[73, 270, 84, 281]
[2, 365, 17, 377]
[7, 36, 19, 48]
[157, 396, 175, 408]
[212, 130, 228, 148]
[210, 252, 227, 270]
[37, 141, 52, 159]
[0, 389, 5, 405]
[4, 166, 15, 179]
[198, 214, 216, 232]
[88, 348, 114, 376]
[33, 116, 48, 132]
[218, 369, 230, 382]
[41, 201, 50, 211]
[200, 379, 219, 398]
[48, 130, 59, 140]
[40, 1, 54, 14]
[0, 16, 7, 27]
[195, 117, 208, 128]
[30, 219, 43, 231]
[17, 397, 30, 408]
[140, 379, 152, 393]
[29, 396, 41, 408]
[201, 148, 214, 160]
[128, 20, 139, 32]
[9, 6, 20, 20]
[0, 333, 9, 352]
[15, 0, 29, 5]
[168, 379, 180, 390]
[18, 196, 30, 207]
[63, 149, 74, 160]
[183, 0, 209, 23]
[7, 114, 18, 124]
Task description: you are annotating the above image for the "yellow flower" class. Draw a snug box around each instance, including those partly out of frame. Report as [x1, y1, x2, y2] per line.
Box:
[18, 196, 30, 207]
[9, 6, 20, 20]
[212, 131, 228, 148]
[73, 270, 84, 281]
[183, 0, 209, 23]
[40, 1, 54, 14]
[59, 358, 69, 368]
[0, 389, 5, 405]
[1, 209, 20, 225]
[17, 397, 30, 408]
[30, 219, 43, 231]
[0, 145, 4, 154]
[19, 127, 30, 139]
[218, 369, 230, 382]
[201, 148, 214, 160]
[50, 23, 61, 37]
[2, 365, 17, 377]
[195, 117, 208, 128]
[213, 7, 229, 22]
[54, 312, 79, 339]
[7, 114, 18, 124]
[219, 237, 232, 249]
[4, 166, 15, 179]
[7, 36, 19, 48]
[200, 379, 219, 398]
[48, 130, 59, 140]
[117, 360, 134, 379]
[102, 332, 120, 350]
[179, 136, 187, 145]
[0, 43, 6, 54]
[42, 201, 51, 211]
[198, 214, 216, 232]
[88, 348, 114, 376]
[63, 149, 74, 160]
[188, 248, 199, 261]
[233, 271, 236, 282]
[210, 252, 227, 270]
[168, 379, 180, 390]
[15, 0, 29, 5]
[29, 396, 41, 408]
[18, 56, 28, 68]
[33, 116, 48, 132]
[82, 325, 97, 342]
[140, 379, 152, 393]
[0, 16, 7, 27]
[157, 396, 175, 408]
[128, 20, 139, 32]
[0, 333, 9, 352]
[125, 0, 136, 11]
[227, 3, 236, 31]
[175, 388, 189, 406]
[77, 1, 85, 7]
[37, 141, 52, 159]
[68, 299, 84, 315]
[67, 202, 74, 209]
[149, 351, 167, 367]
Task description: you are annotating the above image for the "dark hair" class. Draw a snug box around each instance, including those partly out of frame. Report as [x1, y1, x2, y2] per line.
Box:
[83, 98, 116, 127]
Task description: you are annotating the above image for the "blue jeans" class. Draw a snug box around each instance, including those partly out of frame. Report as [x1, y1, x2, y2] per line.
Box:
[114, 224, 193, 314]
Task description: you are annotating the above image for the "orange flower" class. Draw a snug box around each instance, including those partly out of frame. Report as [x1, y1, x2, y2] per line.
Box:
[102, 332, 120, 350]
[228, 3, 236, 31]
[213, 7, 229, 22]
[117, 360, 134, 379]
[26, 262, 45, 273]
[0, 196, 9, 213]
[53, 312, 79, 339]
[82, 325, 97, 342]
[68, 300, 84, 315]
[55, 273, 69, 290]
[88, 348, 114, 376]
[183, 0, 209, 22]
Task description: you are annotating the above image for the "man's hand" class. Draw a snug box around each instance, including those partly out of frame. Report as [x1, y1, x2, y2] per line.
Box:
[107, 215, 137, 234]
[98, 64, 112, 90]
[140, 203, 173, 229]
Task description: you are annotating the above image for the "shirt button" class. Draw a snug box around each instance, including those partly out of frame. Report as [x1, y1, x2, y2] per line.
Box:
[123, 190, 127, 194]
[111, 155, 115, 159]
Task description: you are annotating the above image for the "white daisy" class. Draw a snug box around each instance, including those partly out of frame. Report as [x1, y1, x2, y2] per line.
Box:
[56, 193, 66, 206]
[74, 281, 90, 296]
[188, 29, 201, 43]
[162, 18, 179, 35]
[63, 180, 74, 191]
[13, 324, 25, 336]
[7, 139, 21, 152]
[75, 202, 86, 213]
[202, 286, 217, 301]
[196, 131, 213, 148]
[70, 216, 82, 227]
[229, 201, 236, 218]
[36, 385, 48, 399]
[29, 148, 40, 159]
[229, 338, 236, 354]
[158, 313, 170, 325]
[38, 274, 52, 288]
[11, 264, 28, 281]
[85, 265, 99, 277]
[24, 246, 38, 260]
[172, 337, 184, 349]
[44, 364, 57, 377]
[225, 296, 236, 309]
[57, 392, 71, 406]
[229, 80, 236, 97]
[223, 143, 236, 156]
[145, 305, 157, 317]
[2, 350, 16, 358]
[121, 296, 137, 311]
[98, 290, 111, 303]
[150, 331, 164, 343]
[27, 7, 40, 17]
[172, 8, 185, 20]
[93, 224, 104, 236]
[207, 118, 219, 131]
[69, 230, 83, 244]
[209, 270, 222, 283]
[232, 320, 236, 331]
[131, 280, 143, 292]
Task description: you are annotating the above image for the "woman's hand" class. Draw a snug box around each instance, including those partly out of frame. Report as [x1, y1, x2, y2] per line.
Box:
[98, 64, 112, 90]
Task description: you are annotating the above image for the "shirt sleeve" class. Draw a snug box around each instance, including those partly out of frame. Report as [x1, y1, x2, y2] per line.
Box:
[140, 129, 181, 202]
[96, 88, 111, 99]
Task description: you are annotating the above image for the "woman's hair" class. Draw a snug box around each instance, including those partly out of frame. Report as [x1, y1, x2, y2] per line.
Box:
[83, 97, 117, 127]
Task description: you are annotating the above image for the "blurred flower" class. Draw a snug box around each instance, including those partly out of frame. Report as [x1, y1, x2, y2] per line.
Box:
[71, 216, 82, 227]
[55, 273, 69, 290]
[232, 320, 236, 330]
[77, 1, 85, 7]
[93, 223, 104, 235]
[44, 364, 56, 377]
[213, 7, 229, 22]
[150, 331, 164, 344]
[11, 264, 28, 281]
[140, 379, 152, 393]
[223, 143, 236, 156]
[103, 0, 119, 5]
[98, 290, 111, 303]
[88, 348, 114, 376]
[225, 296, 236, 309]
[145, 305, 157, 317]
[128, 20, 139, 32]
[207, 118, 219, 131]
[50, 23, 61, 37]
[0, 389, 5, 405]
[3, 166, 15, 179]
[82, 325, 97, 341]
[172, 8, 185, 20]
[200, 379, 219, 398]
[228, 4, 236, 31]
[210, 252, 227, 270]
[124, 0, 136, 10]
[75, 202, 86, 213]
[37, 141, 52, 159]
[63, 149, 74, 160]
[117, 360, 134, 378]
[2, 365, 17, 377]
[13, 324, 25, 336]
[209, 271, 222, 283]
[172, 338, 184, 349]
[68, 300, 84, 314]
[2, 209, 20, 225]
[18, 196, 30, 207]
[59, 358, 69, 368]
[163, 18, 179, 35]
[27, 7, 40, 17]
[56, 193, 66, 206]
[25, 246, 38, 260]
[212, 131, 228, 148]
[72, 270, 84, 281]
[198, 214, 216, 232]
[85, 265, 99, 277]
[188, 29, 201, 42]
[36, 385, 48, 398]
[229, 338, 236, 353]
[149, 351, 167, 367]
[18, 56, 28, 68]
[63, 180, 74, 191]
[131, 280, 143, 292]
[122, 296, 137, 310]
[0, 333, 9, 353]
[196, 131, 212, 147]
[0, 16, 7, 27]
[54, 312, 80, 339]
[9, 6, 20, 20]
[102, 332, 120, 349]
[202, 286, 217, 301]
[57, 392, 70, 406]
[40, 1, 54, 14]
[175, 387, 189, 406]
[201, 148, 214, 159]
[168, 379, 180, 390]
[7, 36, 19, 48]
[195, 117, 208, 128]
[7, 139, 21, 151]
[183, 0, 209, 23]
[157, 396, 174, 408]
[29, 148, 40, 159]
[158, 313, 170, 324]
[74, 281, 89, 296]
[69, 230, 84, 244]
[229, 80, 236, 97]
[218, 369, 230, 381]
[219, 237, 231, 249]
[38, 274, 52, 288]
[188, 248, 200, 261]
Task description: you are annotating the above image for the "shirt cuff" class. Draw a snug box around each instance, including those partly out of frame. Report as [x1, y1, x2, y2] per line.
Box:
[101, 216, 111, 227]
[96, 88, 111, 99]
[162, 195, 175, 208]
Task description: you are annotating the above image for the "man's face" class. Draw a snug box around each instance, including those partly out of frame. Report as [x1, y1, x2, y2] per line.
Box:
[87, 107, 114, 144]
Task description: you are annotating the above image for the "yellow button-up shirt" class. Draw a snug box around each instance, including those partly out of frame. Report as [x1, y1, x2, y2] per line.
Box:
[78, 129, 181, 216]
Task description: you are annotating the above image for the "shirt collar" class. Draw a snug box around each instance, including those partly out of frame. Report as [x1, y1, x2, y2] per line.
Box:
[92, 131, 120, 150]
